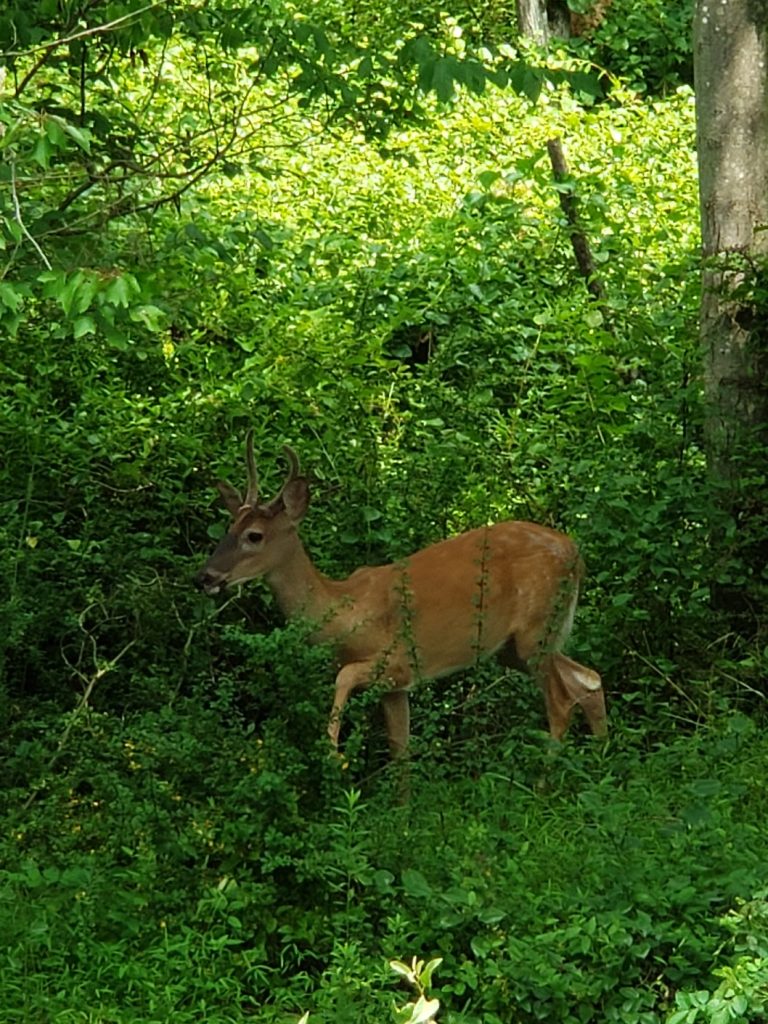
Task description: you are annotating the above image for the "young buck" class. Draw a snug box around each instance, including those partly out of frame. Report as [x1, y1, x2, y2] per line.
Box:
[195, 434, 607, 756]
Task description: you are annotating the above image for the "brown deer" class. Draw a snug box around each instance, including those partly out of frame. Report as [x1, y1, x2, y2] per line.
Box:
[196, 433, 606, 756]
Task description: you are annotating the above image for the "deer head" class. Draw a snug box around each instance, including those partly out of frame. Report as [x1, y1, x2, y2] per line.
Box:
[195, 431, 309, 595]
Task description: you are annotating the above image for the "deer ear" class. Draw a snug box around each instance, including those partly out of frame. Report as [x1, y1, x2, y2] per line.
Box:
[281, 478, 310, 523]
[215, 479, 244, 516]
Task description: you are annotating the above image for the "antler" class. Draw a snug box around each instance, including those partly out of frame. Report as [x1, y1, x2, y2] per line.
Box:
[243, 429, 260, 507]
[281, 445, 301, 486]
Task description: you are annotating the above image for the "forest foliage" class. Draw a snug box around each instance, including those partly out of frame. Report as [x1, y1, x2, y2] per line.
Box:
[1, 1, 766, 1022]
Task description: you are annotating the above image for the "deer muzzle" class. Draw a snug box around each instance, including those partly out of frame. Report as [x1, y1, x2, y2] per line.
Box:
[195, 566, 227, 595]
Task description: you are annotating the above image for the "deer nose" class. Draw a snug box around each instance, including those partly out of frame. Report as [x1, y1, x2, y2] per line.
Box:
[195, 567, 225, 594]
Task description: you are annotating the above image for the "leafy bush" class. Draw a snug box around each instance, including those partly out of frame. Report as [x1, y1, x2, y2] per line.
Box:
[573, 0, 694, 94]
[3, 714, 767, 1022]
[669, 891, 768, 1023]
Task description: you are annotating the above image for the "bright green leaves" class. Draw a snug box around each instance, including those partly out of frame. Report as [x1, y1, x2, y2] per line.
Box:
[39, 269, 97, 317]
[0, 279, 26, 334]
[21, 110, 93, 170]
[397, 32, 600, 107]
[72, 315, 96, 339]
[0, 97, 94, 301]
[0, 281, 23, 312]
[33, 268, 159, 341]
[390, 956, 443, 1024]
[102, 273, 136, 310]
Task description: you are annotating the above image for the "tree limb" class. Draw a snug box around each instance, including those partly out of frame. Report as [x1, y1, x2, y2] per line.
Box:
[546, 136, 606, 304]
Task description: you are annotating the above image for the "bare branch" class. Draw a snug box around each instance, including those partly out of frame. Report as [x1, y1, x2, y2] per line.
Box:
[10, 153, 52, 269]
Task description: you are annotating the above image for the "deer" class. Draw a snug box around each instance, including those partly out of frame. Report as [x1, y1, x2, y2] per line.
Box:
[195, 433, 607, 758]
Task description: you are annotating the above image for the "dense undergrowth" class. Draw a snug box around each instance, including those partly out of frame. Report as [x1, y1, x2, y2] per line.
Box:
[4, 704, 768, 1023]
[2, 2, 767, 1021]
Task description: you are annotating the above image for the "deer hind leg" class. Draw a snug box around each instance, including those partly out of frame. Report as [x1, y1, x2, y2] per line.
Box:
[542, 653, 606, 740]
[498, 638, 606, 740]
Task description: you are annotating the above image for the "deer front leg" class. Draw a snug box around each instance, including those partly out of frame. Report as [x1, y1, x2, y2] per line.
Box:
[328, 662, 374, 749]
[381, 688, 411, 759]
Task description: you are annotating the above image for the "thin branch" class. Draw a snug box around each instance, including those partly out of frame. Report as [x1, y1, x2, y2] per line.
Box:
[23, 630, 136, 809]
[12, 46, 56, 100]
[48, 95, 300, 229]
[10, 154, 52, 269]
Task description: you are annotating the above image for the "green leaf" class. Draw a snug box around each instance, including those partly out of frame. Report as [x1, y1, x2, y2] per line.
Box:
[220, 24, 244, 49]
[461, 59, 487, 95]
[585, 308, 604, 328]
[402, 868, 432, 898]
[420, 958, 443, 989]
[570, 70, 602, 103]
[103, 274, 138, 308]
[667, 1009, 697, 1024]
[417, 57, 437, 95]
[470, 934, 496, 958]
[404, 996, 440, 1024]
[59, 272, 86, 316]
[0, 282, 23, 311]
[432, 57, 457, 103]
[62, 122, 92, 152]
[53, 271, 96, 317]
[509, 65, 543, 103]
[390, 960, 416, 982]
[106, 334, 130, 351]
[130, 304, 165, 331]
[33, 135, 53, 168]
[4, 217, 23, 243]
[36, 270, 61, 284]
[731, 994, 748, 1015]
[255, 228, 274, 250]
[45, 117, 66, 148]
[477, 170, 501, 189]
[373, 869, 394, 892]
[73, 315, 96, 338]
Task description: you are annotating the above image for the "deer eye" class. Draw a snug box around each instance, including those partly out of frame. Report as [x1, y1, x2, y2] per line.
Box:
[246, 530, 264, 545]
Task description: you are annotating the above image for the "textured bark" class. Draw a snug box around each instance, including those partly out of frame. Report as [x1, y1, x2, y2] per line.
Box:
[694, 0, 768, 626]
[546, 1, 572, 37]
[516, 1, 611, 41]
[546, 137, 607, 305]
[694, 0, 768, 484]
[516, 0, 549, 44]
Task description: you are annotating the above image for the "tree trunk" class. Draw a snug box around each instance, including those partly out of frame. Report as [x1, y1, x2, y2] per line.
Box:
[515, 1, 573, 42]
[516, 0, 550, 44]
[546, 2, 572, 37]
[694, 0, 768, 625]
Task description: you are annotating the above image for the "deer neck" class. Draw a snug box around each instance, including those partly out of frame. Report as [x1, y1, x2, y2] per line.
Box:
[264, 539, 337, 622]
